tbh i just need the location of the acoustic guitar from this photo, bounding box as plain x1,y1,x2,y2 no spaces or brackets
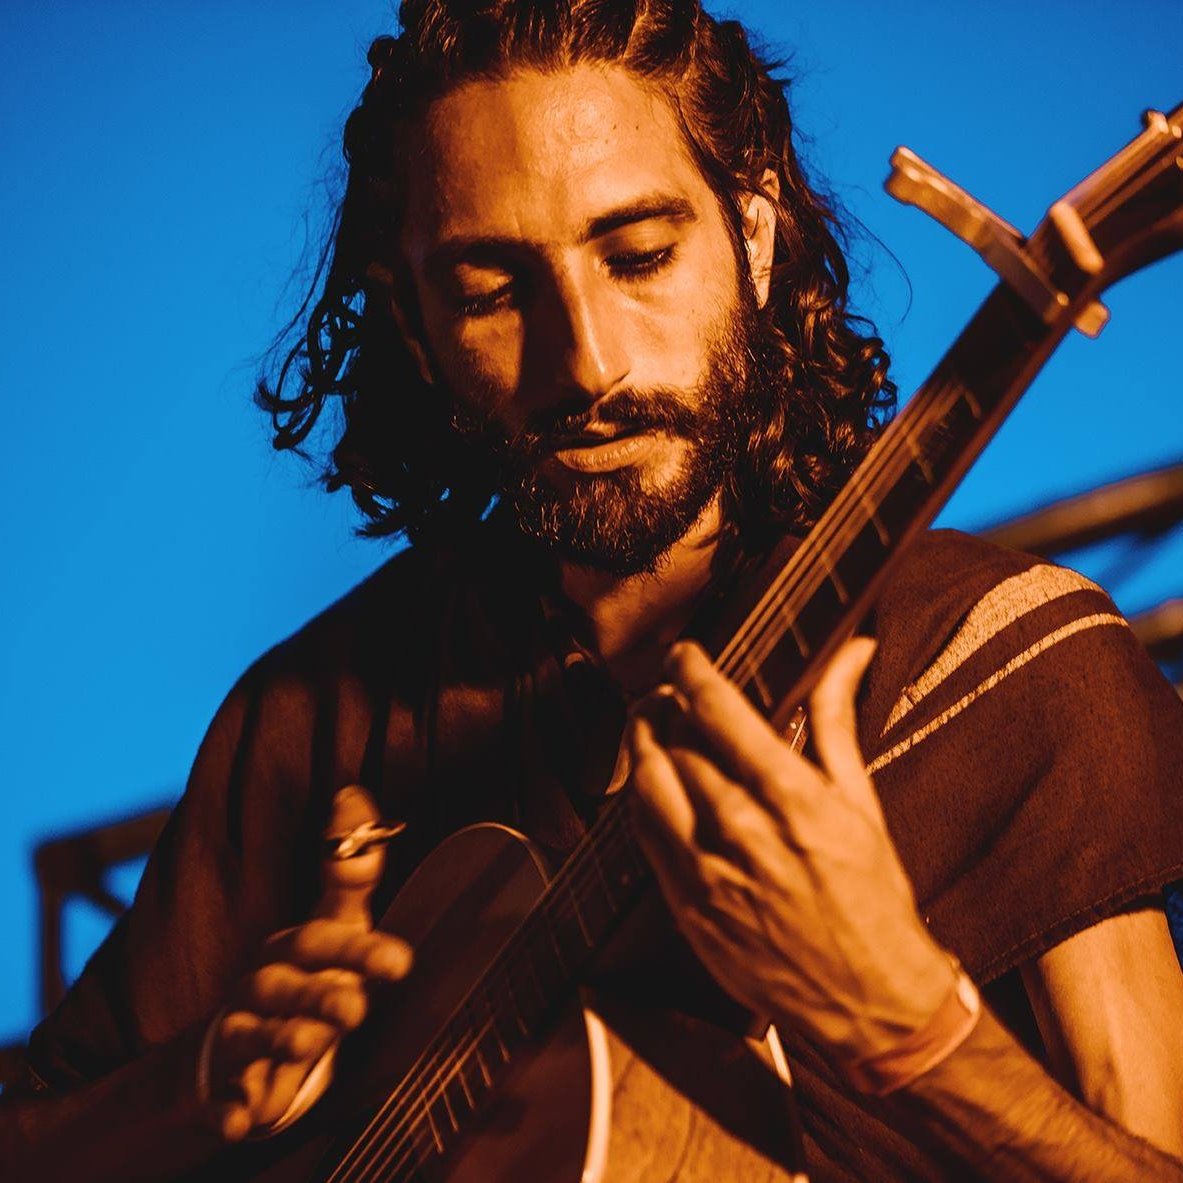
237,101,1183,1183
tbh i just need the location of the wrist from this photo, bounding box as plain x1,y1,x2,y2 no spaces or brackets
843,953,981,1096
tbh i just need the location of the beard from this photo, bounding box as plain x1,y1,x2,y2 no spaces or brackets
452,288,766,576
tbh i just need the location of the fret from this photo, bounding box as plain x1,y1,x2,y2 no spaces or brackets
402,1119,435,1179
587,837,625,912
453,1053,479,1108
518,948,548,1016
500,969,532,1037
789,617,810,658
828,567,849,605
428,1092,454,1144
962,386,983,419
564,882,593,947
903,425,936,484
438,1084,460,1133
476,1017,510,1075
421,1109,445,1158
473,1032,493,1086
848,467,891,546
815,544,849,605
524,933,565,1006
611,815,647,885
744,659,775,710
607,851,639,895
541,908,572,973
443,1070,472,1131
568,862,616,938
477,982,512,1063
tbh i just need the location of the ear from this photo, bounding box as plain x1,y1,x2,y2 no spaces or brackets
740,167,780,308
389,297,435,387
367,261,435,386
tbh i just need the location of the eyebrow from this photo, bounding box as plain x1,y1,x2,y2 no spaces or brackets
424,193,697,279
582,194,697,240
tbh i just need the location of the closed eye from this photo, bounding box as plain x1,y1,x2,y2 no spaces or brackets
453,245,675,320
606,245,675,280
454,281,517,320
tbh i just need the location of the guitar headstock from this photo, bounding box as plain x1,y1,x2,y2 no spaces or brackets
887,101,1183,338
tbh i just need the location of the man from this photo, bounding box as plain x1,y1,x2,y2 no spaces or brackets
5,1,1183,1179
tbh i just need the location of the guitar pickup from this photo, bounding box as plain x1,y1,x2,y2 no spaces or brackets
886,146,1109,338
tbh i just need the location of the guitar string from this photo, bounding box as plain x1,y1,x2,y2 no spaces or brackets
728,303,1062,680
329,131,1169,1179
350,371,975,1177
737,382,973,679
717,374,971,684
345,809,648,1178
342,365,976,1177
717,116,1175,680
715,363,973,673
343,344,1033,1179
331,390,970,1173
341,312,1069,1180
326,805,639,1176
344,818,642,1182
332,811,640,1182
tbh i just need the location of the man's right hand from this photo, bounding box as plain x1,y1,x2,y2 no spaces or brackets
202,785,413,1141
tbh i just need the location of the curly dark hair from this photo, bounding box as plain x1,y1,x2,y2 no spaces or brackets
257,0,896,548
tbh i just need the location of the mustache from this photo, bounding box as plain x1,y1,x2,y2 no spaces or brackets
502,388,702,462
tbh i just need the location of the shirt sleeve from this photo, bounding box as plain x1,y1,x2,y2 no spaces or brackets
22,661,331,1091
864,543,1183,983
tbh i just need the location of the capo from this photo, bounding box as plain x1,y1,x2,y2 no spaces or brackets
885,145,1110,338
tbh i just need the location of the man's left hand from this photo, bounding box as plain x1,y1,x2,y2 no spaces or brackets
628,637,954,1068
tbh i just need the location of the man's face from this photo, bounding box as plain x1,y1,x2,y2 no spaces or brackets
398,65,766,574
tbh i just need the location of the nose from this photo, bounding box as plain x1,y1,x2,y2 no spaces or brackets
547,270,630,404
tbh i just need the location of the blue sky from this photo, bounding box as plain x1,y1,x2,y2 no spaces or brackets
1,1,1180,1042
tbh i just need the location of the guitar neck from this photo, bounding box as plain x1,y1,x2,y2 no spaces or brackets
709,262,1069,730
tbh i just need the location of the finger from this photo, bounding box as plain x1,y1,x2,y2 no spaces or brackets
238,963,369,1029
316,784,388,927
237,1057,273,1125
665,743,777,861
216,1099,254,1143
629,769,709,918
221,1012,340,1064
212,1011,283,1076
809,637,878,803
275,1017,340,1063
266,921,413,982
252,1059,314,1129
663,641,806,806
627,713,697,850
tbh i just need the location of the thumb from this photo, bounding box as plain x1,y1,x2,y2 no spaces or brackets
314,784,387,927
809,636,877,797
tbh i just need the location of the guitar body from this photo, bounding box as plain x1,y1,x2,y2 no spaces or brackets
254,824,802,1182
